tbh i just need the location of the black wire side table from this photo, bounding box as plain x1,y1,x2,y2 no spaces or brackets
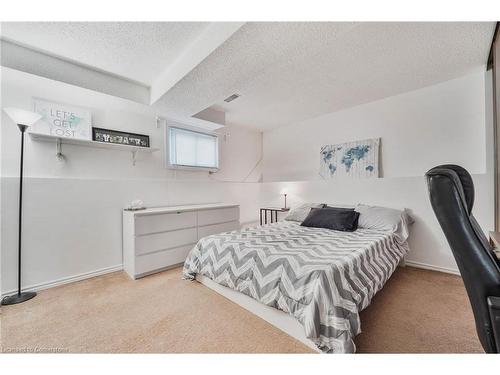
259,207,290,225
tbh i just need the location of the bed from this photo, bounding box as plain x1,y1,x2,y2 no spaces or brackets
183,214,410,353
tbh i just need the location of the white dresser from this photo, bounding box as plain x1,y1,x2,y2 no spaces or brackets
123,203,240,279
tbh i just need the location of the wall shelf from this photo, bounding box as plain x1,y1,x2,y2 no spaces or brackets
29,131,159,166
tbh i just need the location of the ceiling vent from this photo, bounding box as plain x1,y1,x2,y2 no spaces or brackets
223,93,240,103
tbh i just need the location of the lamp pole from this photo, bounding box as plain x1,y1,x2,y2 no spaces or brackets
1,123,37,305
18,124,27,296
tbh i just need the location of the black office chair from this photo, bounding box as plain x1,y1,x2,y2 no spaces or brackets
426,164,500,353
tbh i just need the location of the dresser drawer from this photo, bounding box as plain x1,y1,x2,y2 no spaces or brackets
198,220,240,239
135,211,196,235
197,207,239,226
135,228,197,255
135,245,193,277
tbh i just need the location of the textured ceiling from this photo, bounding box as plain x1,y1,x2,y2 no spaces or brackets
1,22,210,85
155,22,495,131
1,22,495,131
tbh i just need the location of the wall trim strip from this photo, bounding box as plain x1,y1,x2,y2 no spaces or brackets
1,260,461,298
405,260,460,276
1,264,123,297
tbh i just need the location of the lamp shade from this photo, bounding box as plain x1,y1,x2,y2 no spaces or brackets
3,107,42,126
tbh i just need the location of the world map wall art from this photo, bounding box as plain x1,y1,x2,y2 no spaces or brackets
319,138,380,179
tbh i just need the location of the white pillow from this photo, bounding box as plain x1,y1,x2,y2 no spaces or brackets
355,204,414,242
284,203,324,222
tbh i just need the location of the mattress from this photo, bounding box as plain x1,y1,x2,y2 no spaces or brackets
182,221,409,353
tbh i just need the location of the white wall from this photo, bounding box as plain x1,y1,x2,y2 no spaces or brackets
261,70,494,273
259,175,493,274
263,70,488,181
1,66,495,292
212,126,263,182
0,67,263,294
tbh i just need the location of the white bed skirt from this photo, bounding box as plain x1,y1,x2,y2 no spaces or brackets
196,258,407,353
196,275,321,353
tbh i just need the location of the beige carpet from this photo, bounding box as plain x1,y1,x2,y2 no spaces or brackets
0,266,483,353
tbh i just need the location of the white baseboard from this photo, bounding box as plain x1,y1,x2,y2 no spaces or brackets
1,260,460,297
1,264,123,297
240,220,259,228
405,260,460,276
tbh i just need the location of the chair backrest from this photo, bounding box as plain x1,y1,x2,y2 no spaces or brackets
425,164,500,353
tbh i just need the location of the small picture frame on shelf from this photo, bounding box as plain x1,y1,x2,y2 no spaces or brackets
92,127,150,148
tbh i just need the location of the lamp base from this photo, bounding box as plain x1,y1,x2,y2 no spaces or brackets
1,291,36,305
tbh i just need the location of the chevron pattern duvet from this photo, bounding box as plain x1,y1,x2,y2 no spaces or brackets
182,221,409,353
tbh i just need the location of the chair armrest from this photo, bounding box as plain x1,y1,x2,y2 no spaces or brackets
487,296,500,352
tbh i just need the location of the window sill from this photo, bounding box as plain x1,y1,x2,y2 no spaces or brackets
167,164,219,173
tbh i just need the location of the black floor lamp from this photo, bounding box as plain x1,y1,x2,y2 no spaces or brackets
2,107,42,306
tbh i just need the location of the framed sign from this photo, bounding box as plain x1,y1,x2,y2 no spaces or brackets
32,98,92,140
92,127,150,148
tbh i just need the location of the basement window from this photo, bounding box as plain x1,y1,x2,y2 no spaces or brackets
167,126,219,171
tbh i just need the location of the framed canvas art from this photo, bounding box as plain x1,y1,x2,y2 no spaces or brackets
320,138,380,179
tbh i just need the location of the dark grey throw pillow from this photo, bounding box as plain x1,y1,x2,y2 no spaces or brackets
300,207,360,232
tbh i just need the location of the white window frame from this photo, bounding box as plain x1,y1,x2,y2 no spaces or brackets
165,122,220,172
